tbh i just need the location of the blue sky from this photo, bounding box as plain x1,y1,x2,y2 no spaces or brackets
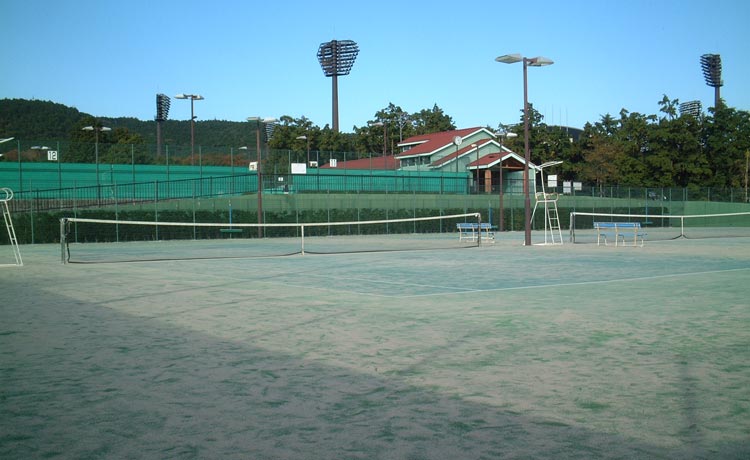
3,0,748,133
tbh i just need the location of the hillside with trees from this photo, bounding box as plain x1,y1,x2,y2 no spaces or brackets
1,97,749,190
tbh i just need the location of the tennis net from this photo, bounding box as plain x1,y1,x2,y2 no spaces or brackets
569,211,750,243
60,213,485,263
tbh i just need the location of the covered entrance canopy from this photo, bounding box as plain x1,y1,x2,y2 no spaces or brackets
468,149,529,193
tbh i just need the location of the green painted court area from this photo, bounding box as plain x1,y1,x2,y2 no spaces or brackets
1,235,749,459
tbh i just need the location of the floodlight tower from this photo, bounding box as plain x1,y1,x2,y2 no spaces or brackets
317,39,359,132
700,54,723,109
679,100,702,118
155,94,171,158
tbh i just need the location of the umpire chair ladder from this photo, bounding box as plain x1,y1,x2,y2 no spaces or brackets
1,188,23,266
530,161,564,245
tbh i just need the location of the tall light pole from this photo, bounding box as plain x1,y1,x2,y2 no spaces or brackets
496,53,554,246
745,149,749,203
31,145,50,156
452,135,463,175
296,135,311,165
175,93,204,165
471,143,479,193
397,112,411,142
82,125,111,200
494,131,518,232
247,117,277,238
155,94,171,159
368,121,386,156
700,54,722,109
317,40,359,132
1,138,20,191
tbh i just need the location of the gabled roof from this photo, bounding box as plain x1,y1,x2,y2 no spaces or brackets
396,127,493,159
430,138,494,167
467,148,530,170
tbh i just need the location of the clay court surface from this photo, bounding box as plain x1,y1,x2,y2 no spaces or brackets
1,235,749,459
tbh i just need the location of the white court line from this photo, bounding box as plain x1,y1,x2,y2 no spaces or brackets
399,266,750,299
222,273,464,298
155,260,750,300
223,266,750,300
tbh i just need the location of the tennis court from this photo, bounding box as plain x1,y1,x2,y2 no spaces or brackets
1,233,749,459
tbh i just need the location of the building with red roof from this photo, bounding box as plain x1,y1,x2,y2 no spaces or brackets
317,127,537,193
396,127,535,193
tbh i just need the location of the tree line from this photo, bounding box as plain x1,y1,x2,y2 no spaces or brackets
1,97,749,190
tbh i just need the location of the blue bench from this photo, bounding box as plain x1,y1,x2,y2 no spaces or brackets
457,223,496,242
594,222,646,247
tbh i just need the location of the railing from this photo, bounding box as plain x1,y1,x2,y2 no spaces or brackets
6,172,503,213
5,170,749,216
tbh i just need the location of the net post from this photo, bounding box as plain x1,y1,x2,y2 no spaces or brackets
301,224,305,255
60,218,68,264
477,212,482,246
569,212,575,243
680,216,685,238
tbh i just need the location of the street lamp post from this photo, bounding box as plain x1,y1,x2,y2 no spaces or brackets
0,138,12,167
397,113,411,142
494,131,518,232
368,121,386,157
495,53,554,246
31,145,50,156
296,135,311,165
82,125,111,201
247,117,277,238
175,93,204,166
471,143,479,193
2,138,22,191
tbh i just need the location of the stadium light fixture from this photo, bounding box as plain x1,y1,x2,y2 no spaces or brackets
174,93,204,165
247,116,278,238
679,100,702,118
317,40,359,132
700,54,723,109
495,53,554,246
155,94,171,158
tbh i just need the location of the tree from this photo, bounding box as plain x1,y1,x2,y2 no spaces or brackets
411,104,455,135
616,109,656,186
68,118,114,164
703,105,750,188
579,132,623,194
316,126,356,159
100,128,147,165
658,94,679,121
6,97,750,191
371,103,414,154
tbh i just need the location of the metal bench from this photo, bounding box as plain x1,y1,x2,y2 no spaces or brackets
594,222,646,247
456,223,495,243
